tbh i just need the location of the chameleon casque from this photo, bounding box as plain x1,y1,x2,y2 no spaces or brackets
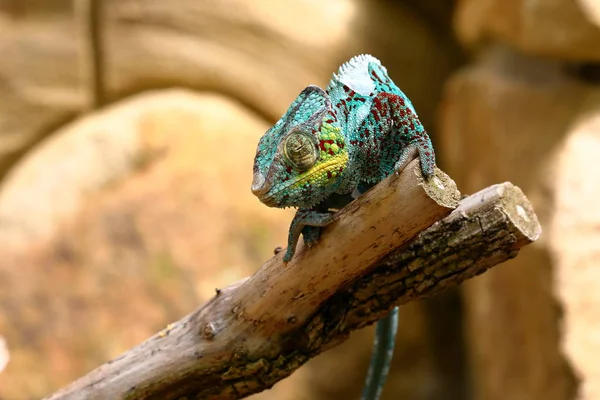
251,54,436,400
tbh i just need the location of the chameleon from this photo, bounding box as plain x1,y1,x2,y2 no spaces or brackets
251,54,436,400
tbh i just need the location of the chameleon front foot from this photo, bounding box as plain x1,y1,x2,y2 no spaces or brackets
283,209,335,262
301,225,321,248
282,247,295,263
393,142,435,179
283,226,321,262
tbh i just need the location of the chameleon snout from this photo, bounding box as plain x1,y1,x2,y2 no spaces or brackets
251,172,271,197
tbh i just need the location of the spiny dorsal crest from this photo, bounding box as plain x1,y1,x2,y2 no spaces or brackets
336,54,381,77
327,54,383,96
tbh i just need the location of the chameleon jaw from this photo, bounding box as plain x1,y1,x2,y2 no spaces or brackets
259,152,349,208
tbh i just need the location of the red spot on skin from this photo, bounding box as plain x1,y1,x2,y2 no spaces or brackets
286,166,293,173
380,92,405,106
373,97,384,112
319,139,334,151
371,110,380,122
327,171,332,179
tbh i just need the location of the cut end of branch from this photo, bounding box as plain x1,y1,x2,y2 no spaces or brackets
419,165,461,209
497,182,543,244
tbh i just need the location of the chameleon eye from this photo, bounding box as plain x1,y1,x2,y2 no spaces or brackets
283,132,318,171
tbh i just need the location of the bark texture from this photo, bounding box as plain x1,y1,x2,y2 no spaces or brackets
45,164,540,400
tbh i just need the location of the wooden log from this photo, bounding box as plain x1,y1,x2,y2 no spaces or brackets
44,160,540,400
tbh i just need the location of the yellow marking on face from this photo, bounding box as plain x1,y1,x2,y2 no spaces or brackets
265,151,349,202
286,151,349,191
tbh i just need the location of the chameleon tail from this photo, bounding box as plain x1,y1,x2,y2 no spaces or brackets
360,307,399,400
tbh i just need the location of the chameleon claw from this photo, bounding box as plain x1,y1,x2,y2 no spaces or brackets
282,248,295,263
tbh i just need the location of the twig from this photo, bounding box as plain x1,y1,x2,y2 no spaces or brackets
76,0,105,109
44,160,540,400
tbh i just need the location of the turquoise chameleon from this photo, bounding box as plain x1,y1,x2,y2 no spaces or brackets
251,54,436,400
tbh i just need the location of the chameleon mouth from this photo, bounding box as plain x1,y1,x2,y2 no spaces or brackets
251,172,270,197
261,152,348,207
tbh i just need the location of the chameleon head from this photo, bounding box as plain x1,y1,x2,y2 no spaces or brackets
252,85,348,209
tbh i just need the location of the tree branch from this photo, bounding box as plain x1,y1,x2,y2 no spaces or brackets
76,0,105,109
44,160,541,400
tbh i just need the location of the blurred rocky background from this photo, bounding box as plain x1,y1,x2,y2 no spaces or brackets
0,0,598,399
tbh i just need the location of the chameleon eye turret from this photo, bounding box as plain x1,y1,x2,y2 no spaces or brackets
283,132,318,171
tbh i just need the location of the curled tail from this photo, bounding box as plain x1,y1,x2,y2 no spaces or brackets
361,307,399,400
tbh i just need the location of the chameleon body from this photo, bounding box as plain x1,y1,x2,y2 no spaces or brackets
251,54,436,400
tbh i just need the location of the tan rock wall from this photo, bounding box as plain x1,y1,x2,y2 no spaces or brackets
455,0,600,60
9,0,600,399
551,112,600,400
0,1,462,399
445,1,600,398
0,0,460,181
439,48,580,400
